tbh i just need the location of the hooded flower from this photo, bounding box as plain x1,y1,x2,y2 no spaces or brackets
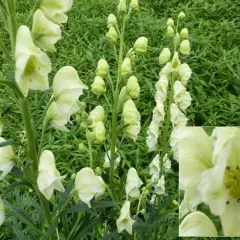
0,199,4,226
159,48,171,65
179,211,218,237
39,0,73,25
116,201,135,235
91,76,106,96
47,66,88,131
103,148,121,169
126,76,140,99
121,58,132,77
75,167,106,208
32,9,62,52
154,175,165,195
93,121,106,143
37,150,65,200
89,105,105,126
125,167,143,198
96,59,109,77
170,103,188,127
0,137,15,180
134,37,148,55
15,25,52,97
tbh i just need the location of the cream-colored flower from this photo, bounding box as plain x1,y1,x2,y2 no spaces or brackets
180,28,188,39
130,0,139,11
159,62,172,77
37,150,65,200
32,9,62,52
171,52,181,69
107,14,117,28
47,66,88,130
133,37,148,55
173,80,192,111
39,0,73,25
146,121,160,152
149,154,160,180
96,59,109,77
179,211,218,237
117,0,127,14
154,175,165,195
123,99,140,126
91,76,106,96
126,76,140,99
178,63,192,86
89,105,105,126
0,199,4,226
93,121,106,143
116,201,135,235
180,40,190,55
125,123,141,141
170,103,188,127
167,18,174,26
155,75,169,103
0,137,15,180
75,167,106,208
121,58,132,77
170,127,180,162
15,25,51,97
106,26,118,45
103,148,121,169
167,26,174,37
125,167,143,198
119,86,129,105
159,48,171,65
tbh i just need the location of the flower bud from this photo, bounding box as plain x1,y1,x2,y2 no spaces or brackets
91,76,106,96
121,58,132,77
167,26,174,37
172,200,179,206
107,14,117,28
180,40,190,55
119,86,129,105
130,0,139,11
178,12,186,19
159,48,171,65
78,143,87,152
80,122,88,131
125,123,141,141
96,59,109,77
117,0,127,15
106,26,118,45
95,167,102,176
86,130,96,141
123,99,141,125
172,52,181,69
71,173,76,180
167,18,174,26
94,121,106,143
126,76,140,99
89,105,105,126
133,37,148,55
180,28,188,39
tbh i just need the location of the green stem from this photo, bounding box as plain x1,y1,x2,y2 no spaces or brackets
38,117,48,158
109,15,126,184
0,39,11,61
86,130,93,168
134,192,144,240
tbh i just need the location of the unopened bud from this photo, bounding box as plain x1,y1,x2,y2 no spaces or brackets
78,143,87,152
126,76,140,99
174,33,180,46
130,0,139,11
159,48,171,65
180,40,190,55
106,26,118,45
107,14,117,28
172,52,181,68
178,12,186,19
172,200,179,206
121,58,132,77
94,121,106,143
86,130,96,141
167,18,174,26
95,167,102,176
167,26,174,37
117,0,127,15
96,59,109,77
119,86,129,105
71,173,76,180
76,114,81,122
80,122,88,131
91,76,106,96
180,28,188,39
133,37,148,55
78,102,86,112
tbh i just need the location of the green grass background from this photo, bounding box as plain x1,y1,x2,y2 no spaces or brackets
0,0,240,239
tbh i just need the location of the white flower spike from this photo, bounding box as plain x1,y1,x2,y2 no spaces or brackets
37,150,65,200
125,167,143,198
32,9,62,52
75,167,106,208
116,201,135,235
0,137,15,180
15,25,52,97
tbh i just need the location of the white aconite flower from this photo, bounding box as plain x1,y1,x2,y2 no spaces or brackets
91,76,106,96
47,66,88,131
39,0,73,25
103,148,121,169
121,58,132,77
159,48,171,65
178,63,192,86
171,52,181,69
133,37,148,55
154,175,165,195
96,59,109,78
75,167,105,208
159,62,172,77
15,25,51,97
116,201,135,235
173,80,192,111
155,75,169,103
89,105,105,126
93,121,106,143
37,150,65,200
180,40,190,55
107,14,117,28
126,76,140,99
0,137,15,180
149,154,160,179
146,121,160,152
170,127,180,162
125,168,143,198
32,9,62,52
0,199,4,226
179,211,218,237
170,103,188,127
163,154,171,172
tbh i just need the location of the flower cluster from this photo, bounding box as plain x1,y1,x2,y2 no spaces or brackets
179,127,240,237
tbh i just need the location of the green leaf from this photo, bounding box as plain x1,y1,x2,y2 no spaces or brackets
91,200,117,208
12,225,26,240
0,139,16,147
59,179,74,212
3,181,32,194
64,203,89,214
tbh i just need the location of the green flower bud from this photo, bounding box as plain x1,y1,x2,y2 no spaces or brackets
119,86,129,105
159,48,171,65
76,114,81,122
180,28,188,39
78,102,86,111
71,173,76,180
107,14,117,28
172,52,181,68
178,12,186,19
121,58,132,77
167,26,174,37
126,76,140,99
167,18,174,26
172,200,179,206
91,76,106,96
78,143,87,152
96,59,109,77
95,167,102,176
86,130,96,141
80,122,88,131
180,40,190,55
130,0,139,11
117,0,127,15
106,26,118,45
134,37,148,55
